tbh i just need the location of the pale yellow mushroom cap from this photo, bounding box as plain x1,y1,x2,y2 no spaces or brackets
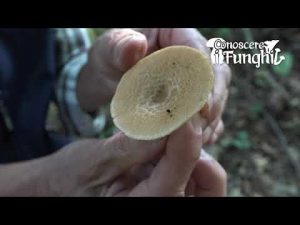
110,46,214,140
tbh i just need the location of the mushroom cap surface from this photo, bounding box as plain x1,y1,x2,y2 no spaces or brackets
111,46,214,140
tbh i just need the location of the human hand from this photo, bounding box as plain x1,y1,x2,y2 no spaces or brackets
41,122,226,196
134,28,232,145
77,28,231,144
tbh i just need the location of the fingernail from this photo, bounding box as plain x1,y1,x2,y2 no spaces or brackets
199,116,208,128
116,35,133,64
119,34,145,48
203,127,213,143
131,34,147,62
117,34,146,67
130,33,146,42
210,133,218,144
191,121,202,135
200,149,213,160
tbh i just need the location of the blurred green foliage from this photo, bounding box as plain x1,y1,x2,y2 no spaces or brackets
198,28,232,40
92,28,107,36
221,130,252,151
99,125,115,139
254,68,271,88
233,131,252,150
216,28,231,40
249,101,263,120
272,51,294,77
88,28,108,41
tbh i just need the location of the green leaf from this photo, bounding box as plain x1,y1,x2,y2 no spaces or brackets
99,125,115,139
233,139,251,151
237,131,248,139
272,51,294,77
232,131,252,151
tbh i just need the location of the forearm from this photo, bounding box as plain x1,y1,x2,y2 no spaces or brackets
0,157,51,196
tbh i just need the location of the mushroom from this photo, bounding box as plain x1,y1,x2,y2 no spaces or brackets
110,46,214,140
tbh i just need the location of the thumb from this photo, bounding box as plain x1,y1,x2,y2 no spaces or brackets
99,132,167,181
91,28,148,75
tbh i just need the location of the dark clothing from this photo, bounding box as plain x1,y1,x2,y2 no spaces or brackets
0,29,70,163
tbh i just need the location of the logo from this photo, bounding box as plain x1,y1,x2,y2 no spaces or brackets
206,38,285,68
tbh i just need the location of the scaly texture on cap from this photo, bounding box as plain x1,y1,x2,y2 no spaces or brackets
110,46,214,140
